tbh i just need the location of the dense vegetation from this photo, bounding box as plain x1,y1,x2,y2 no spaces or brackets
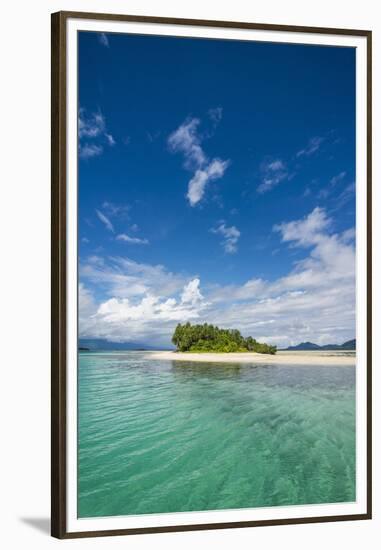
172,323,277,354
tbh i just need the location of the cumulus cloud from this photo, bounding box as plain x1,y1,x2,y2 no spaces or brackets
96,292,202,324
79,274,208,345
79,208,355,347
274,207,330,247
168,116,230,206
181,278,205,306
211,222,241,253
207,208,355,346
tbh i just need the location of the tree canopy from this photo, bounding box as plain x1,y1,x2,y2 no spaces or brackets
171,323,277,354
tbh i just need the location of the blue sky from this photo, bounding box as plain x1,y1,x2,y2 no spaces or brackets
78,31,356,347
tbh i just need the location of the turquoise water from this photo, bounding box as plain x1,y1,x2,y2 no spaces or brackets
78,352,356,518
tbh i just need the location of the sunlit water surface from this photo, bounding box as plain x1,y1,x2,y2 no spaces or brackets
78,351,355,518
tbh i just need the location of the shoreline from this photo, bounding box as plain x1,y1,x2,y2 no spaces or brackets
144,350,356,366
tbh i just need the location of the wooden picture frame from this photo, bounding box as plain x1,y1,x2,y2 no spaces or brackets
51,11,372,539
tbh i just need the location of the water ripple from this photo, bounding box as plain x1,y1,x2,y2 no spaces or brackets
78,352,355,517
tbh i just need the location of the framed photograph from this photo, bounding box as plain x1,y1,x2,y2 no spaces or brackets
51,11,372,539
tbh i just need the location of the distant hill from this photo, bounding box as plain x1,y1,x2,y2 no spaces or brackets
337,339,356,350
284,342,320,351
78,339,171,351
283,339,356,351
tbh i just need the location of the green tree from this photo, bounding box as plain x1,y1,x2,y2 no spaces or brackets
172,323,277,354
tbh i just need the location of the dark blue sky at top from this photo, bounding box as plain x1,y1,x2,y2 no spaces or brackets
78,31,355,304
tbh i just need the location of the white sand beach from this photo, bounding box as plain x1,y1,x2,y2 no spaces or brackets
145,350,356,366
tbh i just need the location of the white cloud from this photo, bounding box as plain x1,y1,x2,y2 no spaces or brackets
79,109,115,159
102,201,130,219
79,144,103,159
96,204,146,242
105,133,115,146
79,208,355,347
95,291,202,331
208,278,265,304
256,134,337,195
79,275,208,345
330,182,355,212
273,209,354,291
168,118,206,169
98,33,109,47
215,206,355,345
95,209,114,233
330,171,346,186
116,234,149,245
211,222,241,253
80,256,188,300
181,278,205,306
79,283,96,313
317,171,348,200
267,160,284,171
257,158,289,194
208,107,223,125
188,158,229,206
79,111,105,139
340,227,356,243
274,207,330,247
79,283,98,335
296,136,324,158
168,116,230,206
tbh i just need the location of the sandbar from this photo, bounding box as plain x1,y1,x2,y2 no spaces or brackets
145,350,356,366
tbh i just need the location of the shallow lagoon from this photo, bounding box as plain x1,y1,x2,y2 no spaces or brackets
78,351,355,518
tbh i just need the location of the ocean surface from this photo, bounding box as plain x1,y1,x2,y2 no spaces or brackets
78,351,356,518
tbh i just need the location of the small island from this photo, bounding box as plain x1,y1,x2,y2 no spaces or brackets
171,322,277,354
145,323,356,366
